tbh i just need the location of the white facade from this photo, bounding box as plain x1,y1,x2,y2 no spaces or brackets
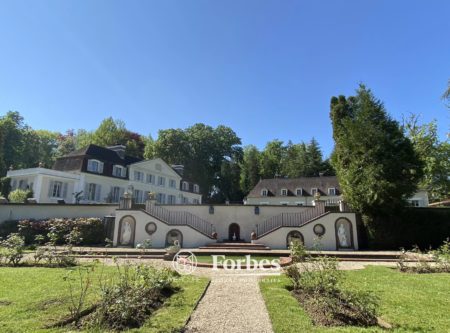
114,201,359,250
6,158,202,205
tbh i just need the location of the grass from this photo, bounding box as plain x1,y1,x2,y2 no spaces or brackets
0,265,209,333
260,266,450,333
195,254,287,264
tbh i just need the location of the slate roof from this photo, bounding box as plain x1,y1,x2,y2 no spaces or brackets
65,145,141,165
248,176,340,197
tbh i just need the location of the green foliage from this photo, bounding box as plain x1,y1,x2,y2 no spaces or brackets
330,85,423,216
285,254,379,327
154,123,242,200
289,239,307,263
403,114,450,202
16,217,104,245
88,264,177,331
0,177,11,197
362,207,450,250
0,233,25,266
7,189,33,203
239,145,261,194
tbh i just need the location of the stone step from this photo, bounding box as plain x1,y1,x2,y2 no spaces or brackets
200,242,271,250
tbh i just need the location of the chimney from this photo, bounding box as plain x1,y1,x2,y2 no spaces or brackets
172,165,185,176
107,145,126,159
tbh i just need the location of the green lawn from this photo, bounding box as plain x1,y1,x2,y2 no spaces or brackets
260,266,450,333
195,254,287,264
0,266,209,333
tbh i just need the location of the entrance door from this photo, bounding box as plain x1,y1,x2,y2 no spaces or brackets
228,223,240,241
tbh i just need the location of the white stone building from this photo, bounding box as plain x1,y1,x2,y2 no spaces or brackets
245,176,429,207
6,145,202,205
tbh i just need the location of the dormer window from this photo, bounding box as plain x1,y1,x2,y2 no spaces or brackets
112,165,126,178
261,189,268,197
193,184,200,193
87,159,103,173
281,188,288,196
328,187,337,196
296,188,303,196
311,188,318,196
182,181,189,191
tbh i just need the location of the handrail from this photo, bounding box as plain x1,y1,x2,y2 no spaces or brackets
256,205,327,238
146,204,214,238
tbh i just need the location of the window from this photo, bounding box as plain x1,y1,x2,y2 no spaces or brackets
168,194,176,204
183,197,189,204
158,176,166,187
134,189,144,203
113,165,126,178
48,181,68,198
281,188,288,196
296,188,303,196
52,181,62,197
169,179,176,188
134,171,144,182
87,183,101,201
193,198,200,204
311,188,318,196
87,159,103,173
111,186,122,203
328,188,337,196
156,193,166,204
193,184,200,193
146,174,155,184
182,181,189,191
409,200,420,207
11,179,17,189
261,189,268,196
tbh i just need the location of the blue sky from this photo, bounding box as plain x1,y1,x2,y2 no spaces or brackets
0,0,449,157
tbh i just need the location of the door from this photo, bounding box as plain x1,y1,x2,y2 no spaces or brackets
228,223,240,241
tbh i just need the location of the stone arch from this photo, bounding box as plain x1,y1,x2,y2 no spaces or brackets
166,229,183,247
117,215,136,247
335,217,354,249
286,230,304,248
228,223,240,241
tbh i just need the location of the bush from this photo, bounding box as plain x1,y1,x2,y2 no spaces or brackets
0,220,19,239
87,264,177,331
0,177,11,197
362,207,450,250
285,255,379,327
8,189,33,203
13,217,105,245
0,233,25,266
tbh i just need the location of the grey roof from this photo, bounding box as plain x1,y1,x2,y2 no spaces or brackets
248,176,340,197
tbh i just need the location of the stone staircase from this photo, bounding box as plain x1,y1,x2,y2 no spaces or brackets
199,242,271,251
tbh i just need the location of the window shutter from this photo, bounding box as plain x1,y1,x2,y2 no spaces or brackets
62,183,68,198
95,184,102,202
84,183,89,200
48,181,54,197
99,162,104,174
87,160,92,171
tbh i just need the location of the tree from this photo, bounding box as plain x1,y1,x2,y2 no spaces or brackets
260,140,286,179
143,135,156,159
153,124,241,201
304,138,323,176
330,85,423,215
239,145,261,194
403,114,450,202
443,79,450,108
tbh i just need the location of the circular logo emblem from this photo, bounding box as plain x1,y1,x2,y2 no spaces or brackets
313,223,326,237
172,251,198,275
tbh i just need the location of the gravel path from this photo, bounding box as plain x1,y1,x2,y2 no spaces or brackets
185,274,274,333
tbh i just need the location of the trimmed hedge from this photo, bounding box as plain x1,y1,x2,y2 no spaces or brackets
362,207,450,250
0,218,105,245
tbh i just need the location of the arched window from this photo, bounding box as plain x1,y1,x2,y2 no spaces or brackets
165,229,183,247
286,230,304,248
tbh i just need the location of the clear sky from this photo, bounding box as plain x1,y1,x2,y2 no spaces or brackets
0,0,449,157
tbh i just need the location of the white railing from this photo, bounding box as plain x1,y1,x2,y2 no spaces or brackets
256,205,328,238
146,204,214,238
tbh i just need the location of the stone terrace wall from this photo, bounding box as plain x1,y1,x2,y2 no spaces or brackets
0,203,118,224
